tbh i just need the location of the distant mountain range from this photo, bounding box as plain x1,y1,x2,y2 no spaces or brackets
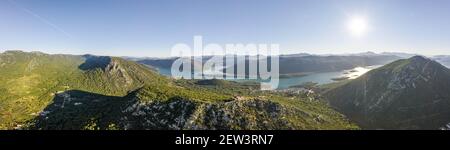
276,54,400,74
324,56,450,129
432,55,450,67
133,52,402,77
132,52,450,79
380,52,420,58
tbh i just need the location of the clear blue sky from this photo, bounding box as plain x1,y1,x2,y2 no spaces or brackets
1,0,450,57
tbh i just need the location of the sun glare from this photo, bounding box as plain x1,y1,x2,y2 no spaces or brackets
348,16,369,37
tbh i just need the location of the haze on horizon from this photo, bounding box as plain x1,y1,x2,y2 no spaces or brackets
1,0,450,57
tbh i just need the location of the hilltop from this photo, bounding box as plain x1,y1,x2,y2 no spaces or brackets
324,56,450,129
0,51,357,130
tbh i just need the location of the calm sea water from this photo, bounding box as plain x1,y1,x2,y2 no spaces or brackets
154,66,378,89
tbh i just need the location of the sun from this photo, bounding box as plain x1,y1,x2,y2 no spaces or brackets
347,16,369,37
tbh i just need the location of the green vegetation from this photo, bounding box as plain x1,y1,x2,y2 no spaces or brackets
318,80,352,94
323,56,450,129
289,82,318,89
0,51,358,130
331,77,350,81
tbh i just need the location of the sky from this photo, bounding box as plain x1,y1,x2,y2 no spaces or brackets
1,0,450,57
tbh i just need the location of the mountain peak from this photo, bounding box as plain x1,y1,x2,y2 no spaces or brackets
409,55,429,62
362,51,377,55
325,55,450,129
79,55,112,71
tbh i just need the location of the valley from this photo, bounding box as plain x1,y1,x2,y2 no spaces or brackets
2,50,450,130
0,51,357,130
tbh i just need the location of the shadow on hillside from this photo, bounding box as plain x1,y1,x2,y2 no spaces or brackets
29,89,199,130
78,55,112,70
30,90,132,130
